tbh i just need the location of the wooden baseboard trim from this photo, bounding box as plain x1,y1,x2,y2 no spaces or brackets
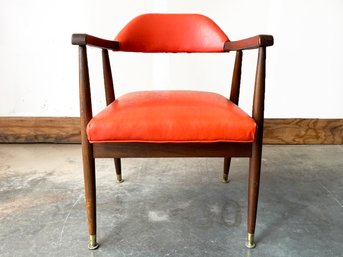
264,119,343,144
0,117,342,144
0,117,80,143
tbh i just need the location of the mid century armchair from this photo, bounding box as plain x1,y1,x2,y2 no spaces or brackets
71,13,273,249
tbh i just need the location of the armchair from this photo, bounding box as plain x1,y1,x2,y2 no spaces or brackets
72,13,273,249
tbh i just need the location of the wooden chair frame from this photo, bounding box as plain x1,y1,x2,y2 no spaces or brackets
72,33,273,249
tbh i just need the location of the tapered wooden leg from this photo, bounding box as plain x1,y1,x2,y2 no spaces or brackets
246,46,266,248
78,46,99,250
81,142,99,250
223,157,231,183
246,141,263,249
114,158,123,183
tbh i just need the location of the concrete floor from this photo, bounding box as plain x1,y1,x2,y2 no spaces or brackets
0,144,342,257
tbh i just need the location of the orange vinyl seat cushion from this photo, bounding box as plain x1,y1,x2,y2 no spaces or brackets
87,91,257,143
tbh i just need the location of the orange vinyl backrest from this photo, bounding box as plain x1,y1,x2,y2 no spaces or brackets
115,14,229,53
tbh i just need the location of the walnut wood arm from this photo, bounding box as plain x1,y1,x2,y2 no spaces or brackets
72,34,120,51
224,35,273,51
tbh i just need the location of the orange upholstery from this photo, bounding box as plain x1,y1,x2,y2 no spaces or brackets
115,14,229,52
87,91,256,143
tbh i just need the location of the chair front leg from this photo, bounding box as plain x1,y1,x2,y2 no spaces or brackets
246,141,263,248
81,141,99,250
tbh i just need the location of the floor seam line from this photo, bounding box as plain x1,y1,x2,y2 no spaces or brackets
318,181,343,209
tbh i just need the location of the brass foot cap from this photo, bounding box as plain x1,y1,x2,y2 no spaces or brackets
245,241,256,249
117,175,124,183
88,235,99,250
245,233,256,249
88,243,99,250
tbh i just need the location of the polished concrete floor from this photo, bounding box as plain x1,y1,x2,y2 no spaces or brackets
0,144,342,257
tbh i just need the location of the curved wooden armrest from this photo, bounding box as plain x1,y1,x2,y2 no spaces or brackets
72,33,120,51
224,35,274,51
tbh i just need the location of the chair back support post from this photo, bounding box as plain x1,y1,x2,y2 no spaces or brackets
102,49,115,105
230,50,243,104
78,45,97,236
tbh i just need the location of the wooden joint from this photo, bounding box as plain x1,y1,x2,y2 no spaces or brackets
72,33,87,46
258,35,274,47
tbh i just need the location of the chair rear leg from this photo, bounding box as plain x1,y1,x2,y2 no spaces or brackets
246,142,263,249
114,158,123,183
223,157,231,183
81,142,99,250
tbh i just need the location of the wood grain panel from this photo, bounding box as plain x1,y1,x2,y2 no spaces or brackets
0,117,342,144
263,119,343,144
0,117,80,143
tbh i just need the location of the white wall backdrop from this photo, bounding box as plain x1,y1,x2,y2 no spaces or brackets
0,0,342,118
